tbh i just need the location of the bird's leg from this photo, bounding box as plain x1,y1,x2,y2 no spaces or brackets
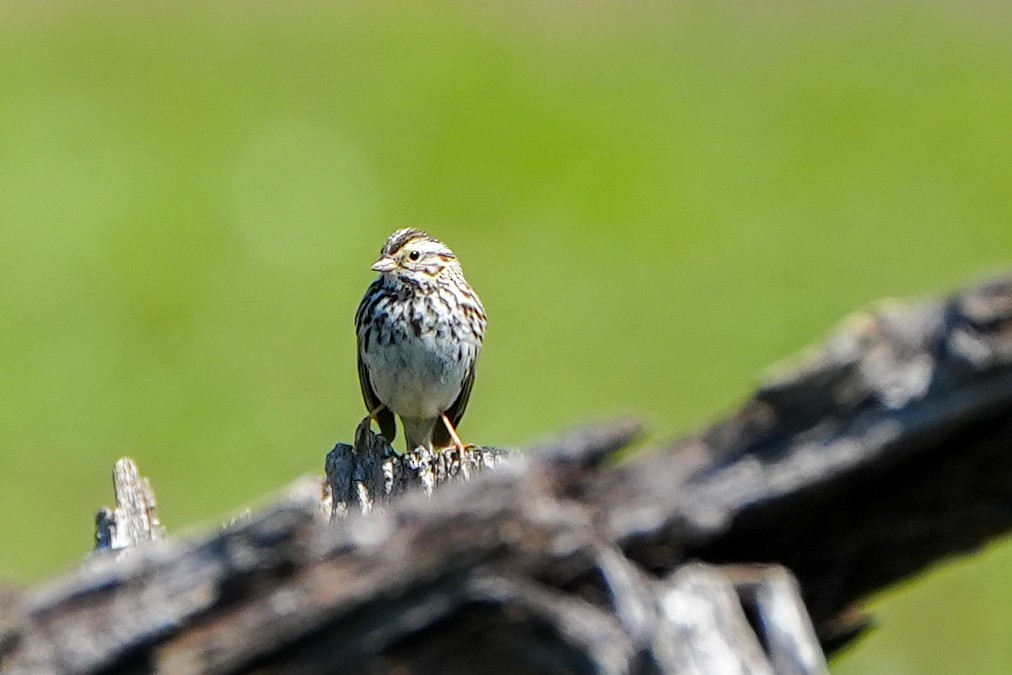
440,413,467,454
358,404,387,435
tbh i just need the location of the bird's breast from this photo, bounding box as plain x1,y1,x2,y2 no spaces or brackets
360,296,480,419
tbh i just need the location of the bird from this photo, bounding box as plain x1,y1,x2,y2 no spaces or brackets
355,228,487,453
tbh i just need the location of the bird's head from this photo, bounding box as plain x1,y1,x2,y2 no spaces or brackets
371,228,459,284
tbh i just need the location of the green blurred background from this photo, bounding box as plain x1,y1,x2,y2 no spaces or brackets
1,1,1010,671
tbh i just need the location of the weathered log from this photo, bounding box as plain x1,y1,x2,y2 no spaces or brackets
325,417,512,517
601,275,1012,646
0,273,1010,674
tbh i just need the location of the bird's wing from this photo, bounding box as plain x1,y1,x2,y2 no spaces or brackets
356,283,398,444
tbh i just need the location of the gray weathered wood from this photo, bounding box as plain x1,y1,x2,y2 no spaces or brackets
93,457,164,553
325,418,512,517
602,275,1012,647
726,565,828,675
1,273,1010,674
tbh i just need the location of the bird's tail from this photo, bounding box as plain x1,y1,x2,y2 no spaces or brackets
401,417,437,452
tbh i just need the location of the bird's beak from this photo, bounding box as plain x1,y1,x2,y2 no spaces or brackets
371,256,398,273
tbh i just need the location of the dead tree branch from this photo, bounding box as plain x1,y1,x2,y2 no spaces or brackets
94,458,164,553
1,273,1010,674
326,418,512,517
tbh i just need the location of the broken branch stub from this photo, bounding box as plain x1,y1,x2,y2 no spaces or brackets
93,457,163,554
325,418,513,517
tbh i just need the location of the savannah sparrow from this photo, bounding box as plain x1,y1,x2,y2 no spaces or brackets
355,228,487,452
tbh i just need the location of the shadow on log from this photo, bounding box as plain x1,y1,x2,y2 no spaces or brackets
1,273,1011,674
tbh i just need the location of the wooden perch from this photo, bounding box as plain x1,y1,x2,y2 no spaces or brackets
1,273,1011,674
326,418,512,517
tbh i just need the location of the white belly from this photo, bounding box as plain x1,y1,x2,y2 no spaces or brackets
362,328,476,419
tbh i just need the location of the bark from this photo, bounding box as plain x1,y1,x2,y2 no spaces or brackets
325,417,512,518
94,458,164,552
1,273,1010,674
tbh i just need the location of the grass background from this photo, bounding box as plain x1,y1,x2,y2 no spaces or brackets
1,1,1011,671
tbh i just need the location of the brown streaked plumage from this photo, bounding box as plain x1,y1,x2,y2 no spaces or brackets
355,228,486,451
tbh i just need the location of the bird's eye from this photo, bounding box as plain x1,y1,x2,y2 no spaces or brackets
408,251,421,261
